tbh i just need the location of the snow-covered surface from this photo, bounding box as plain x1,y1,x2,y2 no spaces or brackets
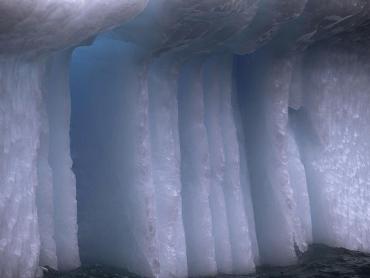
2,1,370,278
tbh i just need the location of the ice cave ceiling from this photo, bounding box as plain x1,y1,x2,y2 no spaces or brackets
2,1,370,278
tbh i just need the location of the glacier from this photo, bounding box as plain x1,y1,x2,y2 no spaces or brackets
2,1,370,277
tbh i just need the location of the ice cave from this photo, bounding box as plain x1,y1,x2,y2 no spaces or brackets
2,1,370,277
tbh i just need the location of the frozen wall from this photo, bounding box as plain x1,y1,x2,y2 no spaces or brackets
0,54,80,278
70,38,259,277
291,44,370,252
236,53,312,266
3,1,370,278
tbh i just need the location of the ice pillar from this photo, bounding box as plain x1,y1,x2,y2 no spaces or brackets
147,56,188,277
177,58,217,277
237,53,312,265
293,45,370,252
45,52,80,270
0,58,43,278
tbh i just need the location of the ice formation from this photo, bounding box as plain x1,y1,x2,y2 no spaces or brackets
2,1,370,278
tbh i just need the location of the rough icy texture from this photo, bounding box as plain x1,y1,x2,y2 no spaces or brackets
236,53,313,265
45,52,80,270
71,39,159,277
0,0,148,56
292,44,370,252
0,58,43,278
4,1,370,278
147,56,188,278
70,38,260,277
177,58,218,277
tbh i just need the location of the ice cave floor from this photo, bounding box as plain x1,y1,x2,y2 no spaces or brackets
44,245,370,278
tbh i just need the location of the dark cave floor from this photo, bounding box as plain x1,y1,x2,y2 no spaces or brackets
44,245,370,278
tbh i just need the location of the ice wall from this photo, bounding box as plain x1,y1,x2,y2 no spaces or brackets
3,1,370,278
0,58,43,278
291,44,370,252
70,38,259,277
0,2,149,276
236,53,312,266
0,53,80,278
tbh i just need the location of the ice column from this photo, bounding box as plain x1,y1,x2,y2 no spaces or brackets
45,52,80,270
177,58,217,277
0,58,43,278
36,76,57,269
237,54,312,265
202,56,233,274
218,56,255,273
295,45,370,251
203,55,256,273
147,56,188,278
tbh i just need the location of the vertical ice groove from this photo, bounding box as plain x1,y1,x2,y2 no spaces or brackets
178,58,217,277
0,58,42,278
232,80,260,267
202,56,233,275
46,52,80,270
147,56,187,278
260,56,312,258
218,55,255,273
238,53,312,266
131,61,159,277
36,83,58,269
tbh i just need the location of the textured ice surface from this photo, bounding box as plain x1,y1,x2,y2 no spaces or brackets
291,44,370,252
3,1,370,278
236,54,312,266
0,58,43,278
0,56,80,278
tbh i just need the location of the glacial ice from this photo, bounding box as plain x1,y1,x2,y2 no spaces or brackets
2,1,370,278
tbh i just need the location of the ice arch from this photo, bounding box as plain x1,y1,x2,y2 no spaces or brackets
2,1,370,278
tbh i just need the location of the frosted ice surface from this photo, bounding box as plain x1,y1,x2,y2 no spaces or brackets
203,56,233,274
147,56,188,278
216,56,255,273
287,127,313,251
237,54,313,266
177,58,217,277
295,45,370,252
37,83,58,270
45,52,80,270
0,0,148,55
3,1,370,278
0,59,42,278
70,38,160,277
